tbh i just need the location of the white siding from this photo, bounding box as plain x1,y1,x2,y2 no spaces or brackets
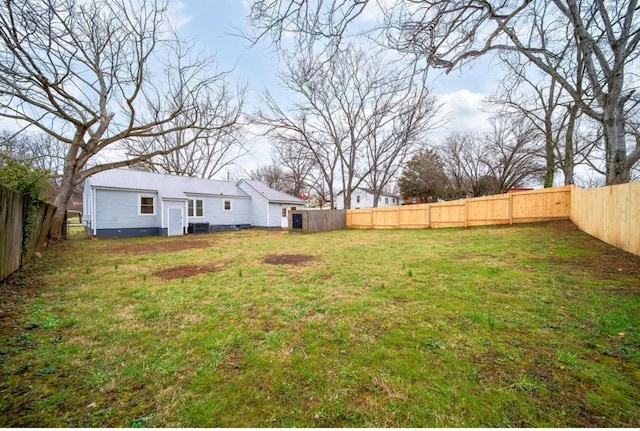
185,195,251,226
336,189,400,209
95,189,160,229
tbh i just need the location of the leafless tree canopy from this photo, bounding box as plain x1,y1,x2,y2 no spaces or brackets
258,46,438,209
248,0,640,185
429,116,545,198
0,0,244,239
124,82,247,179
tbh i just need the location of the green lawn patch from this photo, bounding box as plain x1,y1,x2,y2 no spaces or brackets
1,221,638,427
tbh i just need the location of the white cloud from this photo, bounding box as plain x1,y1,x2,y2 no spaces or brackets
167,0,192,30
432,89,491,141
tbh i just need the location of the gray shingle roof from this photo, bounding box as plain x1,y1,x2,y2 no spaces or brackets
87,168,250,200
239,179,305,204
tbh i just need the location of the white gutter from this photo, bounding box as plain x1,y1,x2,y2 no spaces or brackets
92,187,97,236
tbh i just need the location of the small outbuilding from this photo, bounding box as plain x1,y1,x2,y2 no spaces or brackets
83,168,305,238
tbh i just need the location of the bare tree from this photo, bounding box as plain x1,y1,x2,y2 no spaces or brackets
248,0,640,185
259,90,342,208
482,116,546,192
0,0,243,239
124,83,247,179
1,131,67,178
439,117,545,196
440,132,491,197
271,136,315,198
362,79,439,206
248,163,293,192
257,46,437,209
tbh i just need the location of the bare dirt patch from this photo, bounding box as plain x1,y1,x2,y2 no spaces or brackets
263,254,316,265
99,237,213,255
153,264,223,280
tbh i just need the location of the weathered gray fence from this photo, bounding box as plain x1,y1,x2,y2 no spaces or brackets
289,209,346,233
1,185,56,282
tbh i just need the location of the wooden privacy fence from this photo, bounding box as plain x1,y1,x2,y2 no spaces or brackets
348,186,572,229
289,209,346,233
1,185,56,282
347,183,639,256
571,182,640,256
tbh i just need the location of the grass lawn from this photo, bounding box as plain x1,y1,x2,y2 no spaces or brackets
1,221,639,427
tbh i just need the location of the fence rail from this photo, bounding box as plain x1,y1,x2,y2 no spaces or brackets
1,185,56,282
347,184,639,256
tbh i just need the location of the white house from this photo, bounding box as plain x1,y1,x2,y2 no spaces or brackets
334,187,401,209
83,168,305,238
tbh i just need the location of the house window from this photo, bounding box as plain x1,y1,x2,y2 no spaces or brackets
412,196,417,204
392,198,396,203
139,196,155,215
356,195,360,203
223,199,232,211
188,199,204,217
282,208,287,217
291,206,297,211
385,197,389,204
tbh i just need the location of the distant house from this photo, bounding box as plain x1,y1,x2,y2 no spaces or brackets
335,187,401,209
402,195,426,205
83,168,304,238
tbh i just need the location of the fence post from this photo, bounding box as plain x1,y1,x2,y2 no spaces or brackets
509,193,513,225
464,201,468,228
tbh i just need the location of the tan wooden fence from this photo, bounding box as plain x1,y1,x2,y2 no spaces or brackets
347,183,639,256
347,186,572,229
1,185,56,281
571,182,640,256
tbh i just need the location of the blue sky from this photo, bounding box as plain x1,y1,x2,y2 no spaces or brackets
173,0,496,174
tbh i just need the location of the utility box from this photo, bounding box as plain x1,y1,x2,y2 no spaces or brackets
292,213,303,229
188,222,210,234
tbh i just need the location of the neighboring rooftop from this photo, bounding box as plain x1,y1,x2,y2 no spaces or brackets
336,187,400,199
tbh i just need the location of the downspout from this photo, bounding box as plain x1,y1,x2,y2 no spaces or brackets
185,200,188,234
160,196,164,232
92,187,97,236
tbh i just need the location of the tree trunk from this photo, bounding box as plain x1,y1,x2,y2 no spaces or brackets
544,131,555,188
48,167,78,241
603,103,630,185
563,104,578,185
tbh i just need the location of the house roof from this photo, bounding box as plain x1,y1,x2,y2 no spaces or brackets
336,187,400,199
239,179,306,204
87,168,250,200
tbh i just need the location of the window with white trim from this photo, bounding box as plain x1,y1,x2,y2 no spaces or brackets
139,195,155,215
223,199,232,211
188,199,204,217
